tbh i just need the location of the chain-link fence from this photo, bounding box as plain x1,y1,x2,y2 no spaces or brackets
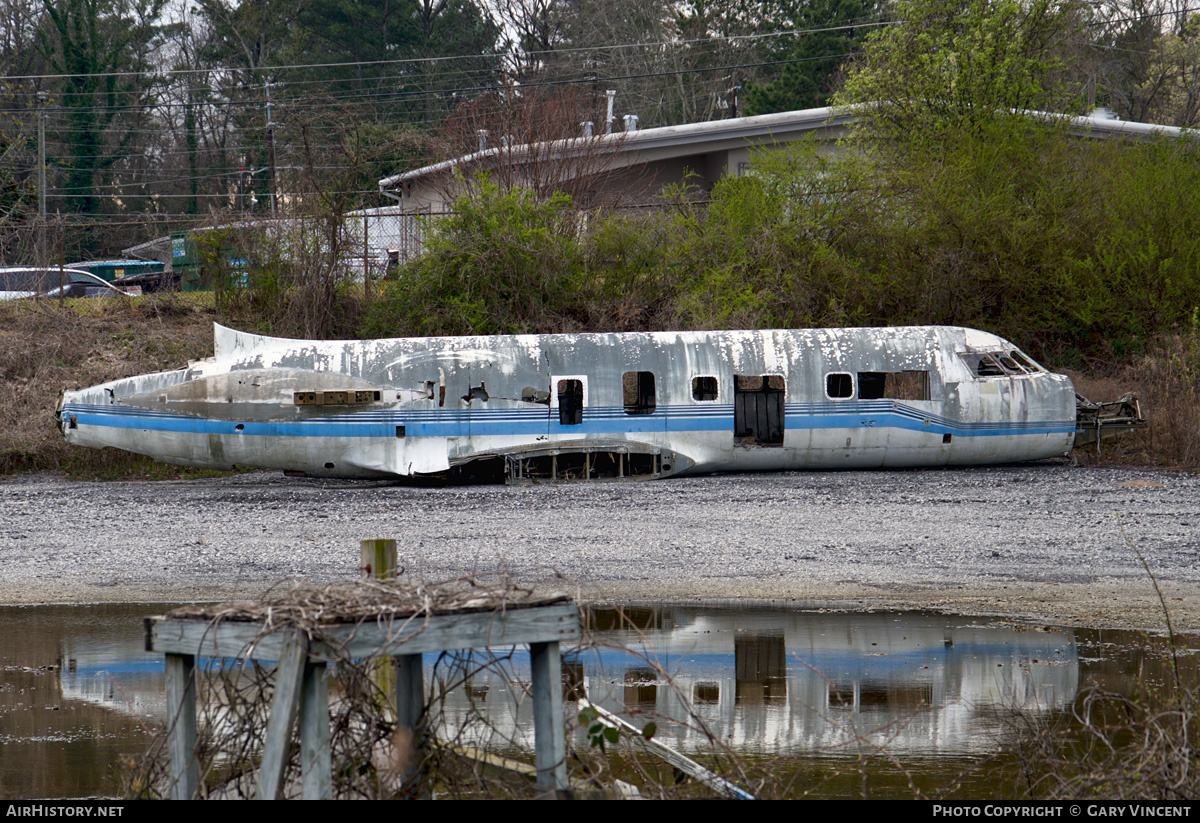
356,207,450,281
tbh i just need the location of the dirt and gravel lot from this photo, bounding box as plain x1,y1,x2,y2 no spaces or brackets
1,464,1197,631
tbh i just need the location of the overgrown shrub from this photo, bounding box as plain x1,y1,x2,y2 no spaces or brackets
195,216,365,341
361,175,587,338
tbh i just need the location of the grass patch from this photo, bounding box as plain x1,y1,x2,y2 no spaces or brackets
0,295,217,480
1070,327,1200,469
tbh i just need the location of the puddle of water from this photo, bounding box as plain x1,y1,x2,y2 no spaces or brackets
0,604,164,799
0,602,1192,799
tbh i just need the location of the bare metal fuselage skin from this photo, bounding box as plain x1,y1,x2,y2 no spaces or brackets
59,325,1076,480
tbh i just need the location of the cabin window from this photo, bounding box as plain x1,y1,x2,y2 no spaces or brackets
692,376,719,402
998,354,1026,373
624,667,659,704
693,682,720,704
857,371,930,401
826,373,853,399
961,350,1042,377
734,374,785,447
623,371,656,415
557,379,583,425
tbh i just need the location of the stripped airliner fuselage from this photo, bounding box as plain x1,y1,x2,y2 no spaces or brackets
58,325,1076,481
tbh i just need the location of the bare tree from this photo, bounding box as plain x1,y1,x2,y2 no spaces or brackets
439,88,637,207
1089,0,1200,126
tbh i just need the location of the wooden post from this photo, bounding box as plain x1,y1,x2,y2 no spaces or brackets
529,641,567,795
363,539,399,712
299,661,332,800
164,653,199,800
363,212,371,309
361,539,397,580
256,632,309,800
394,653,426,792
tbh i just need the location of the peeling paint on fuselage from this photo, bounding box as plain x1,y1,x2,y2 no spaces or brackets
59,324,1077,480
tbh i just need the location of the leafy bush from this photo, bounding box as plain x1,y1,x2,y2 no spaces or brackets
361,175,586,338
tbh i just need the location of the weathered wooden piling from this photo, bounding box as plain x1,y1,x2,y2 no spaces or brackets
361,538,399,720
360,539,398,580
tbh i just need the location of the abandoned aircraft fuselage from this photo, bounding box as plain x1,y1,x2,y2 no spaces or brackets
59,325,1076,481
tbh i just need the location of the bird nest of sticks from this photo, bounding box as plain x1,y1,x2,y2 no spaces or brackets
166,575,570,630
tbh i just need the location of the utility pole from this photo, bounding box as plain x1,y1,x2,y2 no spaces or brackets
266,80,277,217
37,91,47,221
37,90,48,271
57,211,64,310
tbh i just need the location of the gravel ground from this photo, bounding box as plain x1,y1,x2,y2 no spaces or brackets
1,463,1198,631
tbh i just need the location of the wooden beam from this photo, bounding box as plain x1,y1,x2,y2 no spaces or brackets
147,604,580,661
530,641,567,795
148,602,583,801
300,661,331,800
394,653,425,792
360,539,398,581
164,653,199,800
578,699,754,800
441,742,639,799
362,540,400,709
255,633,309,800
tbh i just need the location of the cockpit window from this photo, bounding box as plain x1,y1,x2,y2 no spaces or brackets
960,353,1006,377
1010,350,1042,372
960,350,1042,378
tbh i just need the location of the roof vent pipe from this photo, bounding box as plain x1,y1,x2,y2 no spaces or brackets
624,114,639,133
581,120,593,137
605,90,616,134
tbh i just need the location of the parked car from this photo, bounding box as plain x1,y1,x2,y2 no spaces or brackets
111,268,178,293
0,267,141,300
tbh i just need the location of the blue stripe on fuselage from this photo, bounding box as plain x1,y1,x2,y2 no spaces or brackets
64,402,1076,439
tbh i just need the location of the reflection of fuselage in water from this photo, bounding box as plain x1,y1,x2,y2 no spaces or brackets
59,324,1076,481
432,608,1080,756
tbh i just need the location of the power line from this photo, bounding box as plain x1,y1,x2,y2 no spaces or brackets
5,19,892,83
8,4,1197,90
12,49,856,119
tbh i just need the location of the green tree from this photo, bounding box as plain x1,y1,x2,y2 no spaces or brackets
0,111,32,263
281,0,504,123
744,0,882,114
838,0,1089,145
37,0,167,217
193,0,297,75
